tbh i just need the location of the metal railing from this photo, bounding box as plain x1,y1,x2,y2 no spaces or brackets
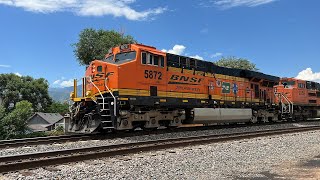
274,92,293,115
88,76,103,108
105,77,117,116
72,75,116,116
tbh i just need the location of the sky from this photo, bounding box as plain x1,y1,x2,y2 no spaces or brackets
0,0,320,88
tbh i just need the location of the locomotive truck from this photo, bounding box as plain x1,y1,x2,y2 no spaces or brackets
67,44,320,133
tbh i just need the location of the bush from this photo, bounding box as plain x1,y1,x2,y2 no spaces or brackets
47,125,65,136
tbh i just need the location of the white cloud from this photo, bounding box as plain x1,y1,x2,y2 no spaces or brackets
163,45,205,60
60,79,74,87
15,72,22,77
211,52,223,58
162,45,186,55
296,68,320,82
53,80,61,85
0,0,166,20
0,0,13,5
190,55,204,60
52,78,74,87
0,64,11,68
213,0,277,8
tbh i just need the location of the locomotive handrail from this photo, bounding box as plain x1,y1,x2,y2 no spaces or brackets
88,76,104,109
274,92,293,115
281,93,293,113
105,77,117,116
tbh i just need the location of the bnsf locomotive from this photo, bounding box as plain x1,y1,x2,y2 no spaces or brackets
67,44,320,133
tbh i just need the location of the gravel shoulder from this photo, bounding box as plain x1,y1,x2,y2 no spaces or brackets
2,122,320,179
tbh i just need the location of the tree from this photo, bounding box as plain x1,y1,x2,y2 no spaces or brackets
0,105,5,120
73,28,137,65
215,56,259,71
0,73,52,112
46,101,69,115
0,101,33,139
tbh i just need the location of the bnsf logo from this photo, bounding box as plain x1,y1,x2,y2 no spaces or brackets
170,75,203,83
91,72,114,82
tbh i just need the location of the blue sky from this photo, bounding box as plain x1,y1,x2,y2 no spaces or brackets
0,0,320,87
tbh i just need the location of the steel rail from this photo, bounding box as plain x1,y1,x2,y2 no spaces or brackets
0,126,320,174
0,134,97,149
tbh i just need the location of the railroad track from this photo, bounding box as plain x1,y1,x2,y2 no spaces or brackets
1,125,320,174
2,120,318,149
0,134,98,149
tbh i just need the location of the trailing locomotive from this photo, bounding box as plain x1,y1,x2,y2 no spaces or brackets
67,44,320,133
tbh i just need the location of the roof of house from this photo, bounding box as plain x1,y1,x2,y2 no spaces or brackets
29,112,64,125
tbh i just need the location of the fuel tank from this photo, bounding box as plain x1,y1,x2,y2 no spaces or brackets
193,108,252,124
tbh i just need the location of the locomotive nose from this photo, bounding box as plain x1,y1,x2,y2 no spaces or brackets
86,60,106,80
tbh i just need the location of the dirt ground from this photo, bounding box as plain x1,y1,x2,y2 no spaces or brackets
251,155,320,180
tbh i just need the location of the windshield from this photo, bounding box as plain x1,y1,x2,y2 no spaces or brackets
105,54,114,61
282,81,295,86
116,51,136,61
282,81,295,88
103,51,136,64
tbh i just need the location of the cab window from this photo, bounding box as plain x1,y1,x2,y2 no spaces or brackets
298,83,305,89
141,52,164,67
142,52,147,64
147,54,153,65
154,56,159,66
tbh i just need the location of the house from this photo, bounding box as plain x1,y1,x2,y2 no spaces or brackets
27,112,64,132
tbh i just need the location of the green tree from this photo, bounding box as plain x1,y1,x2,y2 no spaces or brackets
0,73,52,112
46,101,69,115
0,101,33,139
73,28,137,65
215,56,259,71
0,105,5,120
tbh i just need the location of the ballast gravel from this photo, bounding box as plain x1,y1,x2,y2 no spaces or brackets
2,122,320,179
1,121,320,158
3,128,320,179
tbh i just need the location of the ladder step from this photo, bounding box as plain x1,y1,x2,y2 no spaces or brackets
101,115,111,117
101,121,113,123
97,97,115,99
102,127,115,129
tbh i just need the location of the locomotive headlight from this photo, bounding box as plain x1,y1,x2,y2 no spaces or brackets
120,44,130,51
86,90,92,97
92,64,95,73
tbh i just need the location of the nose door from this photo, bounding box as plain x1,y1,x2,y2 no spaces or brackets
88,62,107,95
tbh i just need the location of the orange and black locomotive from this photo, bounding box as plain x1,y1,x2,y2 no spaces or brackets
67,44,320,133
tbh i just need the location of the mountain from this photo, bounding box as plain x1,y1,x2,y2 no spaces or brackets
49,85,82,102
